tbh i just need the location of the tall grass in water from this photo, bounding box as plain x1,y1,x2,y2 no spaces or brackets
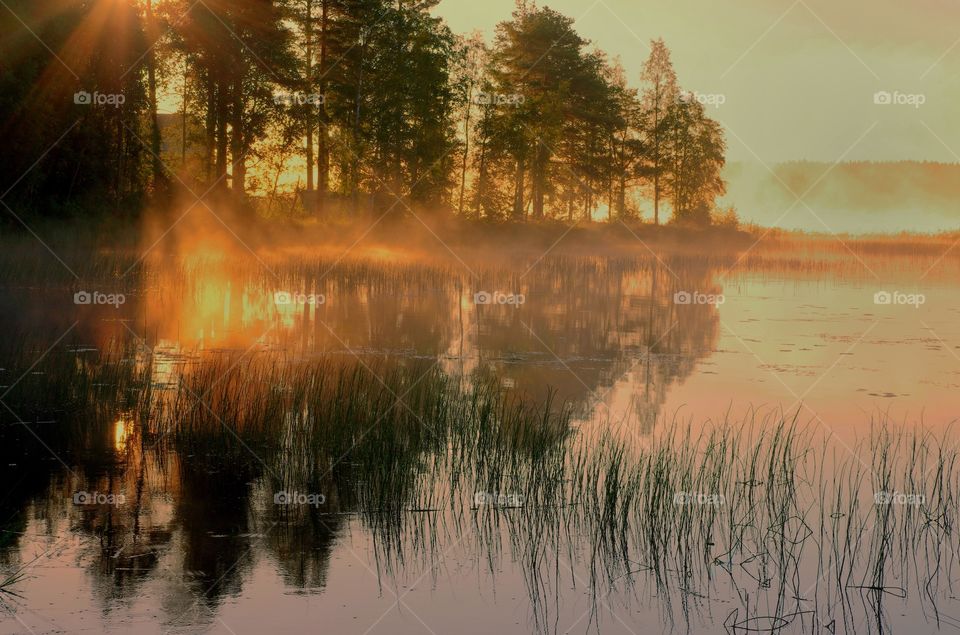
2,338,959,633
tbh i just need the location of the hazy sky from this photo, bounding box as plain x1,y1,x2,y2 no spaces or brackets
434,0,960,164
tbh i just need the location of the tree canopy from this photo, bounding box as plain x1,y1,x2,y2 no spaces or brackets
0,0,728,226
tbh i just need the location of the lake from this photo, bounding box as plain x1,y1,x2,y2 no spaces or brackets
1,227,958,634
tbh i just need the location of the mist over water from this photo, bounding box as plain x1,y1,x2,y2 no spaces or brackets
2,0,960,631
723,161,960,233
1,218,959,633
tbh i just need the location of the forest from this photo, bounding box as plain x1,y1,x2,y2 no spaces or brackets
0,0,728,226
3,2,960,633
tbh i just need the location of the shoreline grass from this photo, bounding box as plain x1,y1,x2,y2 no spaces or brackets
1,336,957,631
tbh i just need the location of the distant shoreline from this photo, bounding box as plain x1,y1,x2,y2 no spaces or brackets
3,214,958,264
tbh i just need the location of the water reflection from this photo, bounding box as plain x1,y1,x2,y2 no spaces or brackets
129,255,722,431
0,243,956,634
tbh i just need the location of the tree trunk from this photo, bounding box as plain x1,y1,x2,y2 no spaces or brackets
304,0,314,212
215,81,228,189
205,74,216,183
230,78,245,196
458,83,473,216
532,141,546,219
653,172,660,225
652,98,662,225
317,0,329,213
473,109,490,217
181,65,188,167
146,0,164,190
512,158,525,220
607,174,613,222
351,40,366,215
617,174,626,218
474,139,488,217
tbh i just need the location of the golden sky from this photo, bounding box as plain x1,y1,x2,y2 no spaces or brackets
435,0,960,164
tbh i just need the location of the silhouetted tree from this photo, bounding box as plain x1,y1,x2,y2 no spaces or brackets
0,0,727,225
638,38,678,225
167,0,296,197
481,5,626,221
0,0,148,217
667,94,726,225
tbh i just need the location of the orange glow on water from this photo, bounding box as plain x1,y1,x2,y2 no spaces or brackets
114,417,132,452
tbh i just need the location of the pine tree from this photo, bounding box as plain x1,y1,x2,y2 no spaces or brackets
639,38,678,225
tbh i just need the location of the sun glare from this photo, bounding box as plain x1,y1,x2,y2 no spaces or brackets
113,417,132,452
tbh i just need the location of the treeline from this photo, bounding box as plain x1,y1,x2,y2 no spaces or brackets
0,0,728,225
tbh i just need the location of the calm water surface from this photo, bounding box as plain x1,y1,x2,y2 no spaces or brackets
1,236,958,634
